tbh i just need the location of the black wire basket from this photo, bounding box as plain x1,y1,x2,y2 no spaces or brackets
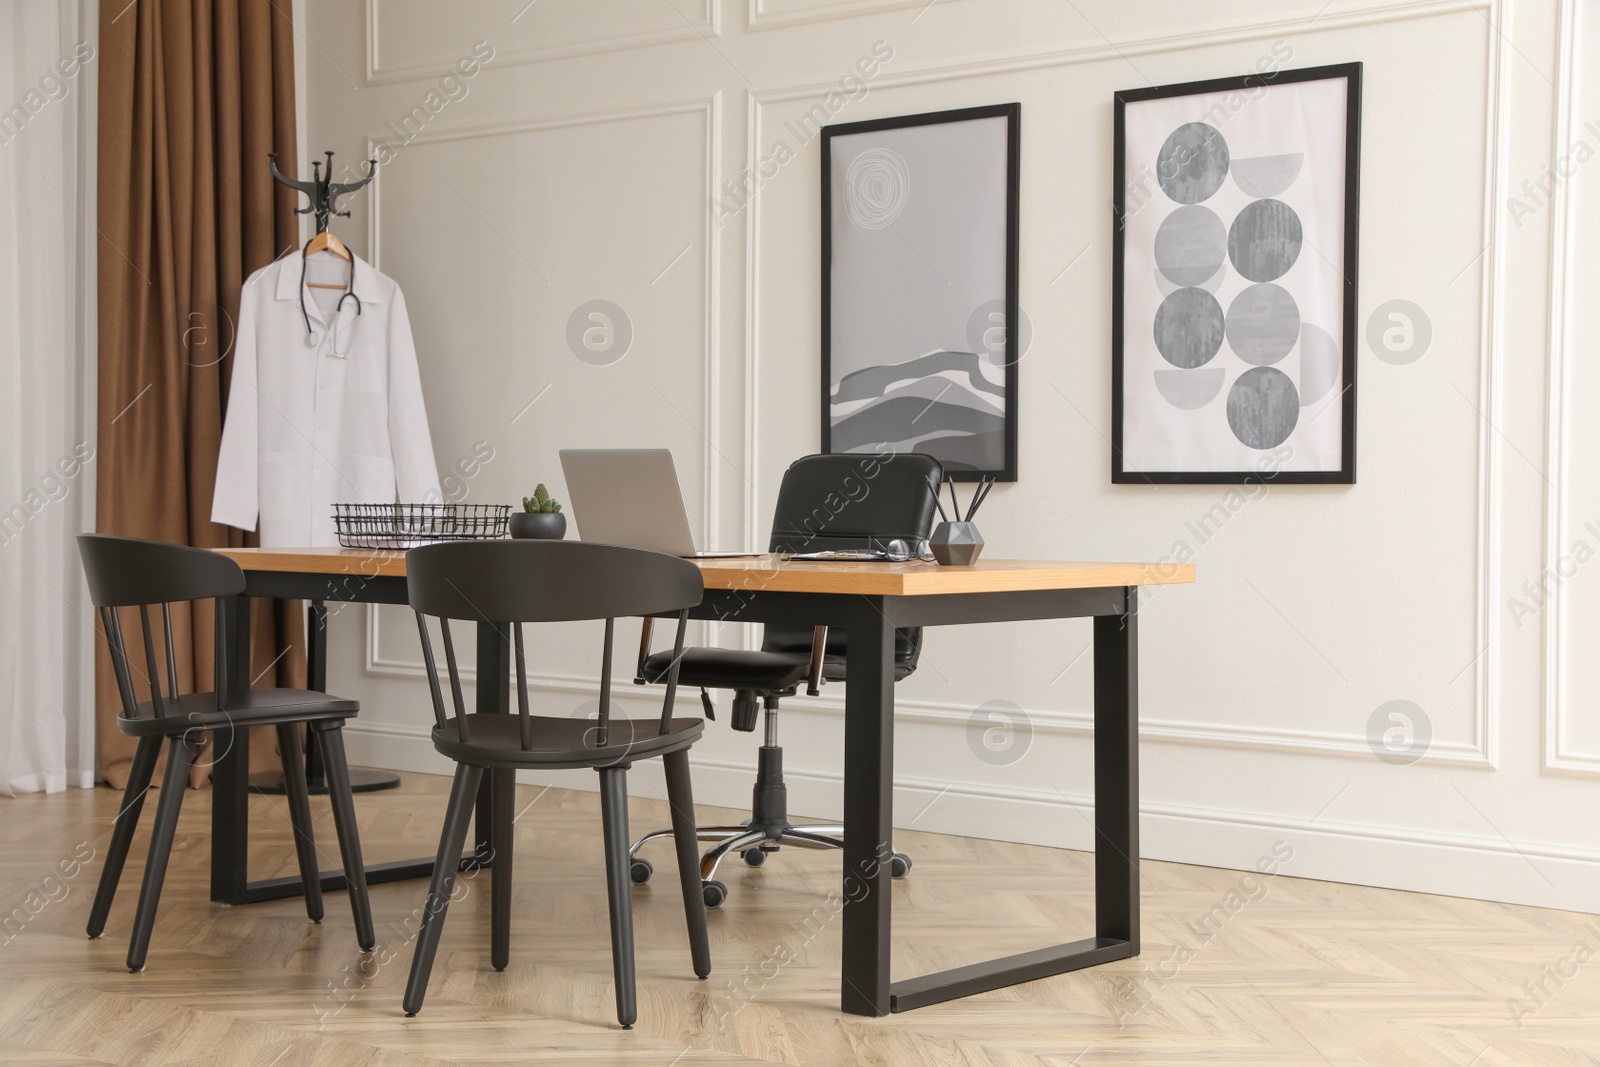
332,503,510,549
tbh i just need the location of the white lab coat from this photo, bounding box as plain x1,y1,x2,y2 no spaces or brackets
212,251,443,547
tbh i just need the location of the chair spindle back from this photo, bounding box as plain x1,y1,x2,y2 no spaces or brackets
406,541,703,750
78,535,247,722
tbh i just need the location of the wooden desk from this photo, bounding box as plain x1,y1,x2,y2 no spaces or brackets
214,546,1194,1016
220,547,1185,596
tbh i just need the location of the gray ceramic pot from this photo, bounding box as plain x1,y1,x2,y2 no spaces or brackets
509,511,567,540
929,521,983,566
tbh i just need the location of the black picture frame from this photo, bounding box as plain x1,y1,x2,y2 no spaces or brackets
1111,63,1362,484
820,103,1021,482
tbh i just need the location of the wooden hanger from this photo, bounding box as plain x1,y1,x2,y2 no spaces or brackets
304,230,352,290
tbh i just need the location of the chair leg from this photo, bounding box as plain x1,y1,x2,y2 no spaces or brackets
699,827,772,882
775,829,847,851
628,825,746,860
490,767,515,972
125,735,194,972
598,766,637,1029
662,750,710,979
403,762,483,1017
314,723,374,951
276,723,325,924
87,735,161,939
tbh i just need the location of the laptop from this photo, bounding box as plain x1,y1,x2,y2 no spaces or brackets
558,449,764,559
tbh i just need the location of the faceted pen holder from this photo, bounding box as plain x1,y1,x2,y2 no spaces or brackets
930,521,983,566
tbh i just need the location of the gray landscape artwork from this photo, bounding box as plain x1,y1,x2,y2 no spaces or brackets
827,115,1009,474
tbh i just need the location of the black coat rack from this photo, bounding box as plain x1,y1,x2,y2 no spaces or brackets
252,152,398,798
268,150,377,233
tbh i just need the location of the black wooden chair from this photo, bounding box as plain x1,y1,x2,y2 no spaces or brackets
77,534,375,972
401,539,710,1029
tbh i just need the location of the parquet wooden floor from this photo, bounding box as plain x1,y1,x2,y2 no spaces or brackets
1,771,1597,1066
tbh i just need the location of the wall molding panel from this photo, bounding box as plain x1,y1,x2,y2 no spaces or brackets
364,0,721,86
1469,0,1512,772
366,93,724,550
747,0,964,31
743,0,1507,765
745,0,1487,94
1540,0,1600,777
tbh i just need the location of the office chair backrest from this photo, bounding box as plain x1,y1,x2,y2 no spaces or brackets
406,540,703,747
77,534,244,720
766,451,942,554
763,452,942,678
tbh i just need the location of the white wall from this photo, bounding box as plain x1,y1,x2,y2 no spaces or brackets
302,0,1600,912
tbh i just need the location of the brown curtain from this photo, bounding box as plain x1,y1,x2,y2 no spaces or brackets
95,0,304,787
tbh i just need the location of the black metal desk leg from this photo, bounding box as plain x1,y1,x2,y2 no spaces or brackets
474,621,511,862
307,600,328,691
296,599,402,795
840,600,897,1017
1093,589,1139,949
211,593,253,904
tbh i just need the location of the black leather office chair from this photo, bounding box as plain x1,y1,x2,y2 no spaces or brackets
628,451,942,908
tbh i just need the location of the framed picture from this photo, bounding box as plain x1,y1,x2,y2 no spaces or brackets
821,104,1020,481
1112,63,1361,484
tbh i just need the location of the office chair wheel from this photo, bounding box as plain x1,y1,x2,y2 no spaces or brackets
741,848,767,868
702,879,728,909
890,852,912,879
630,857,654,885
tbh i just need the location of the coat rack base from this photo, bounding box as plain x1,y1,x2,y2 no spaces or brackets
249,768,402,795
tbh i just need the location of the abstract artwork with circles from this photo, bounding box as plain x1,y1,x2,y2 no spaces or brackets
1112,64,1361,484
822,104,1021,481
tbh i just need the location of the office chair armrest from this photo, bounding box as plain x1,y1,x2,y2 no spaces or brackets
634,616,654,684
807,626,827,696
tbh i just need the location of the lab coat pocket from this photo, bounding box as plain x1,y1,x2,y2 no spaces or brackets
346,337,386,395
259,452,298,522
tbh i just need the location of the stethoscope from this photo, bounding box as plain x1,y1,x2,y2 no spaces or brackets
298,249,362,355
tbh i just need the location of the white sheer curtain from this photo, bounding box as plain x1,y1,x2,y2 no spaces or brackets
0,0,97,794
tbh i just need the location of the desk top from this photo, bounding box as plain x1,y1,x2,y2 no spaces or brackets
215,547,1194,597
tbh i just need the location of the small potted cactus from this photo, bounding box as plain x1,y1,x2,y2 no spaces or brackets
510,483,566,539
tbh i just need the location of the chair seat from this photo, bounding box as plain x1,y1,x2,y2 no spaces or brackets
431,713,705,770
116,688,359,737
642,647,811,691
816,653,915,684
